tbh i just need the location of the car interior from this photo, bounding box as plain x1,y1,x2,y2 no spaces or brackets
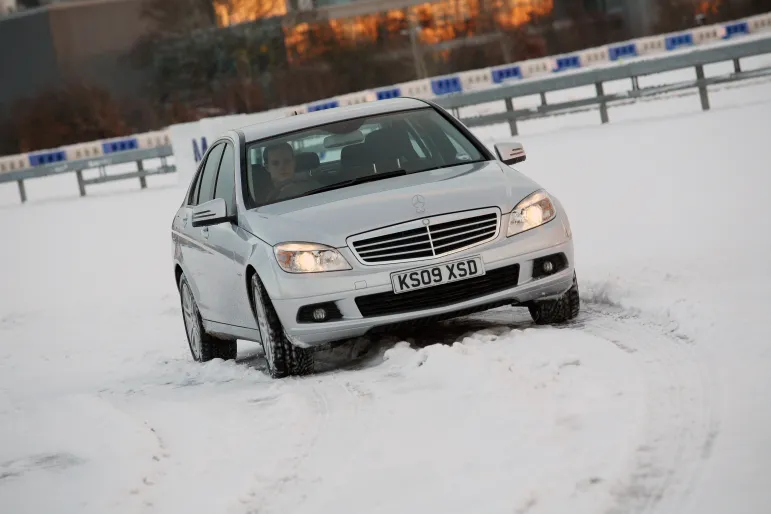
244,111,483,207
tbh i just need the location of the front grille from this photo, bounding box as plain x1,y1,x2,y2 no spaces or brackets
351,211,500,264
355,263,520,317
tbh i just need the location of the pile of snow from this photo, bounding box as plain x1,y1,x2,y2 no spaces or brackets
1,81,770,514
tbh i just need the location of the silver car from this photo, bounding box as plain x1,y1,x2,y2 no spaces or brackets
171,98,579,377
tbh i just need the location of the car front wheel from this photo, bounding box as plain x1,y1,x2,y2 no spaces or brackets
251,273,314,378
179,274,237,362
527,271,580,325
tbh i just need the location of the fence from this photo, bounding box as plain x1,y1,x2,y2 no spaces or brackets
437,33,771,135
1,11,771,203
0,142,175,203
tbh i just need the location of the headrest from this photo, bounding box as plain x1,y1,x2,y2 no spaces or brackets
247,164,269,204
364,127,398,147
364,126,419,164
341,143,370,166
294,151,320,172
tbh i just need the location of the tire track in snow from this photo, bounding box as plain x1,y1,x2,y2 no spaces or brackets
233,368,382,514
222,299,716,514
236,379,333,514
577,302,720,514
127,420,173,512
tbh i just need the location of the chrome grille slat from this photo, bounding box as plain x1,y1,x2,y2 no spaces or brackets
433,231,492,251
354,228,429,249
350,209,500,265
358,242,433,258
428,216,497,235
430,223,497,243
362,250,435,263
356,235,430,254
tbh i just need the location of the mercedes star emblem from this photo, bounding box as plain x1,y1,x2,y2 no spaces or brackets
412,194,426,214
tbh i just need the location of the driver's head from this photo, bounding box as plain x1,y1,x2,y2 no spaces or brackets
264,142,295,184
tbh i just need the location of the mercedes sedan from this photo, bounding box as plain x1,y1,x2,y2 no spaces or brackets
171,97,579,378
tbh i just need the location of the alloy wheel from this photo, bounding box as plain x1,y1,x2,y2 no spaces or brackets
181,282,202,361
252,278,275,372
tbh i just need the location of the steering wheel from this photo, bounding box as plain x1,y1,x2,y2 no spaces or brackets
264,175,317,203
264,181,296,203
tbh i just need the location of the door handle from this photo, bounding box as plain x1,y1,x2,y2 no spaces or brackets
202,226,209,239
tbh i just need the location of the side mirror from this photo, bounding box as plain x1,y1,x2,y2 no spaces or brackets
494,142,526,165
192,198,233,227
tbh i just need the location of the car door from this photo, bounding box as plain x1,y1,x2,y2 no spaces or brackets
182,142,226,321
204,141,248,327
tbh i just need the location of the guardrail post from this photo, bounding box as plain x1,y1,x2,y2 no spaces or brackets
504,98,518,136
137,160,147,189
595,82,609,124
631,76,639,91
695,64,710,111
76,170,86,197
540,92,547,106
17,180,27,203
733,58,741,73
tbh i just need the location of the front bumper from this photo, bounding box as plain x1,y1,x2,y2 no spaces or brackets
271,212,574,347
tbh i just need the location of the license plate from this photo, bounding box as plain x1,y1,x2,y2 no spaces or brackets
390,256,485,294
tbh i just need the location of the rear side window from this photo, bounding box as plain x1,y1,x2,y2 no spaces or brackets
214,144,236,215
196,144,225,205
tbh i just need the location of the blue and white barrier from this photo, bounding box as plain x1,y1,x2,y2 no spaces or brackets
1,11,770,187
0,131,171,175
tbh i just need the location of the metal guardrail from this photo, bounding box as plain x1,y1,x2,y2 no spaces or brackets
0,146,175,203
436,35,771,135
461,65,771,129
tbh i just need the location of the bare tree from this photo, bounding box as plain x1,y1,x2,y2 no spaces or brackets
127,0,286,117
10,83,128,153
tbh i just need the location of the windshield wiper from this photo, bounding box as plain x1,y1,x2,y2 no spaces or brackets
293,169,408,199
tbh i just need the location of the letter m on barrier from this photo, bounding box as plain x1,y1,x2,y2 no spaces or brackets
193,137,208,163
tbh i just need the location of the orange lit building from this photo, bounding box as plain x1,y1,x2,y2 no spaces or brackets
214,0,558,61
212,0,713,65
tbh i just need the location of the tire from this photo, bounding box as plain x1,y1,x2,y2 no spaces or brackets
179,274,238,362
528,271,580,325
250,273,314,378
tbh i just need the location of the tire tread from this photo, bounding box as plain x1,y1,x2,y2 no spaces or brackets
528,272,581,325
252,275,314,378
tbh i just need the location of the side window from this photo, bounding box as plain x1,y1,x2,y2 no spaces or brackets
187,159,207,206
197,143,225,205
214,144,235,215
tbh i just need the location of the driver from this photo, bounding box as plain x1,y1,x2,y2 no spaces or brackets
253,141,322,204
264,141,296,186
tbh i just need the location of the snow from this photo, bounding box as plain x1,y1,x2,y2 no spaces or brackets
1,74,771,514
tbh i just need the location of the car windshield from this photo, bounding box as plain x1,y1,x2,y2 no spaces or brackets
242,107,487,209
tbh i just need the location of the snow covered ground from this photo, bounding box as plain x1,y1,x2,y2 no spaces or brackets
1,78,770,514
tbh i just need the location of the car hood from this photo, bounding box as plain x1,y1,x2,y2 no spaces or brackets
239,160,543,248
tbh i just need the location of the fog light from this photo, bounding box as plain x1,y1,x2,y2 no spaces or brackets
532,253,568,280
297,302,342,323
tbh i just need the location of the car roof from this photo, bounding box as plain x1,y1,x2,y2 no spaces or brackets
236,97,431,143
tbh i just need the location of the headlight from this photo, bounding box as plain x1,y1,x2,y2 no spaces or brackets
274,242,352,273
507,190,557,237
